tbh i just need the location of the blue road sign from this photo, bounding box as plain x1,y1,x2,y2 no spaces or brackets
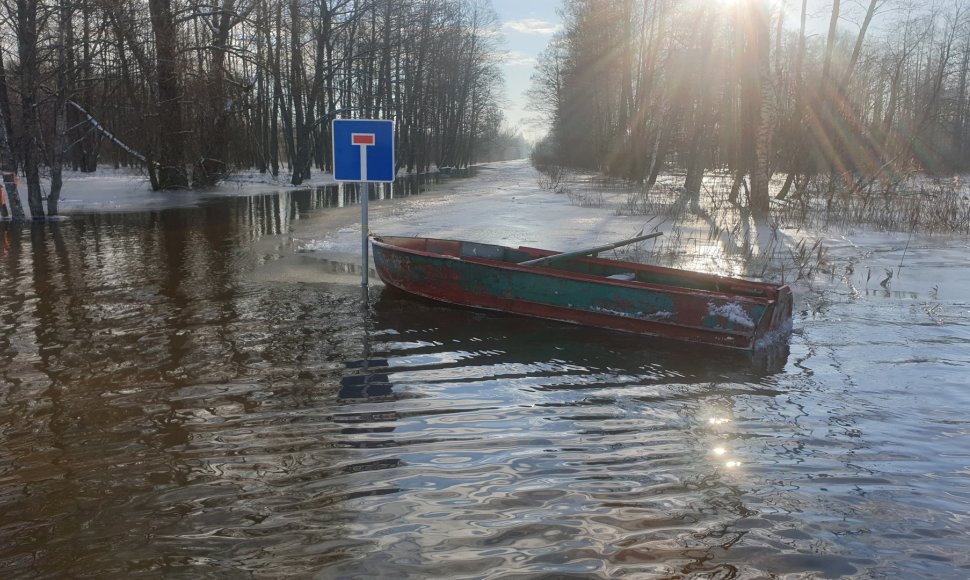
332,119,395,183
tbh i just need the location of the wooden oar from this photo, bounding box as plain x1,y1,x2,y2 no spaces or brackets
518,231,663,267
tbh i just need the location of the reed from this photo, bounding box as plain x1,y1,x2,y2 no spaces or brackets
535,164,569,193
774,174,970,234
551,167,970,286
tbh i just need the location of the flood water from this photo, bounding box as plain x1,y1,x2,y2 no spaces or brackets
1,185,969,578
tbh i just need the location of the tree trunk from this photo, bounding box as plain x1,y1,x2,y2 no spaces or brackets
0,50,23,218
266,0,281,177
749,0,773,217
255,0,267,173
148,0,188,189
822,0,841,80
289,0,307,185
775,171,796,200
781,0,809,192
74,4,100,172
194,0,237,187
48,0,73,216
954,36,970,164
683,109,708,198
840,0,880,87
16,0,43,217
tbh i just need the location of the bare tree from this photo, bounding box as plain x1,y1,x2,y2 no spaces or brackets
533,0,970,216
0,0,505,198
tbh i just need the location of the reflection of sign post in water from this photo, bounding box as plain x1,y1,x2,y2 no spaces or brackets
332,119,395,288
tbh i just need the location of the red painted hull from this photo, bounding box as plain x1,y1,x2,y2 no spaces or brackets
370,236,793,351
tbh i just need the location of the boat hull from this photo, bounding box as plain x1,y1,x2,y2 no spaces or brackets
371,236,792,351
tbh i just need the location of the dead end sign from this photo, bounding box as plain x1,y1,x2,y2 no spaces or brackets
332,119,395,183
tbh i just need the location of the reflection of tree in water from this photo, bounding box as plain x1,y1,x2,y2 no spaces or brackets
0,188,804,577
0,192,387,576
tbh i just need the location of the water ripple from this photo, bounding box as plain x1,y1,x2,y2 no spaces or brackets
3,203,970,578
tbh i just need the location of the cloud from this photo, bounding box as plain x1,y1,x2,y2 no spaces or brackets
503,18,561,35
505,51,537,66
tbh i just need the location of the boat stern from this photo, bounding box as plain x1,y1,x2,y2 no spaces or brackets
752,285,794,350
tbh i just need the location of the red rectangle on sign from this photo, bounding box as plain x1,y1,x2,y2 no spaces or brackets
352,134,375,145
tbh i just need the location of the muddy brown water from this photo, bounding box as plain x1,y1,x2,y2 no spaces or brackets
1,188,969,578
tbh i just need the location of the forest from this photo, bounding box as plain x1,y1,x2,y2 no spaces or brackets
529,0,970,218
0,0,511,219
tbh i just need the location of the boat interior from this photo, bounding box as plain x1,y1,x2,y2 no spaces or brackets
374,236,776,299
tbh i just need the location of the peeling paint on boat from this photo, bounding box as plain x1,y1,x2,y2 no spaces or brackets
589,306,675,321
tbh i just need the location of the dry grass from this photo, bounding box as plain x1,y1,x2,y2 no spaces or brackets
775,174,970,234
544,168,970,283
538,165,969,285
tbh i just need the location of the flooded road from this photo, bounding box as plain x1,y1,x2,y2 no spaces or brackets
1,176,969,578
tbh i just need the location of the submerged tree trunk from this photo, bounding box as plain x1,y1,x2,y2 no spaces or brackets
642,109,665,194
775,171,796,200
289,0,308,185
265,0,281,177
779,0,809,199
0,51,23,218
49,0,74,216
749,0,773,217
194,0,247,187
148,0,188,189
15,0,43,217
76,5,100,172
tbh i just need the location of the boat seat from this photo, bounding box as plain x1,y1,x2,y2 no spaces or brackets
460,242,506,261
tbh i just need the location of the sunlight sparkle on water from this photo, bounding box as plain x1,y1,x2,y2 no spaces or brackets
681,242,747,278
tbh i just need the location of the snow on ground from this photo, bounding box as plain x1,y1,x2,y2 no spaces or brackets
23,166,341,214
292,159,827,294
297,160,665,259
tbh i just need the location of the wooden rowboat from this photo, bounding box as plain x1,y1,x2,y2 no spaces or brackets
370,235,793,351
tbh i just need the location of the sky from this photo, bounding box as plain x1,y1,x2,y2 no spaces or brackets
491,0,563,142
489,0,872,143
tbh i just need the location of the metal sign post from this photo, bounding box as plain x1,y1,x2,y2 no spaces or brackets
332,119,395,289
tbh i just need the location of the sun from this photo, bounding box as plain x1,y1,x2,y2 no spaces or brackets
716,0,762,9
